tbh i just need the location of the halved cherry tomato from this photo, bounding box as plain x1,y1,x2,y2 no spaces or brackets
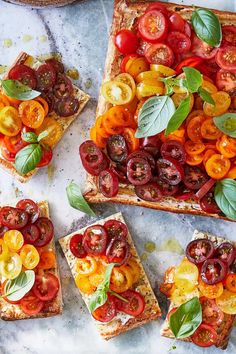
0,106,22,136
1,144,16,162
136,70,161,83
140,133,161,157
20,244,40,269
36,63,56,91
53,73,73,99
216,69,236,94
123,128,139,152
135,181,163,202
200,297,224,326
202,80,218,94
172,92,194,110
89,261,106,287
37,146,53,167
214,242,236,266
125,57,149,78
3,230,24,251
169,12,185,32
120,54,139,73
35,116,63,147
8,64,37,89
225,274,236,293
145,43,174,66
205,154,231,179
138,10,168,43
222,25,236,46
187,115,205,142
216,136,236,159
122,96,139,114
174,258,199,292
136,82,163,99
201,258,227,285
106,235,130,265
0,239,9,261
76,256,97,277
69,234,87,258
46,58,64,74
114,29,139,54
55,96,80,117
216,46,236,71
186,152,204,166
114,73,136,99
183,165,208,190
102,114,123,136
191,324,217,347
186,239,214,265
110,265,133,293
83,225,108,256
185,141,205,156
200,190,221,214
201,118,222,140
150,64,176,76
0,207,29,230
127,157,152,185
79,140,105,175
226,166,236,179
33,273,59,301
38,251,56,270
20,292,44,315
92,296,116,322
35,97,49,117
107,135,128,162
34,217,54,247
175,185,193,200
115,289,145,316
4,132,27,154
175,56,203,74
216,289,236,314
126,258,140,284
157,158,184,185
203,91,231,117
75,275,95,295
99,169,119,198
19,100,45,129
104,220,128,240
192,34,218,60
199,279,223,299
166,31,191,53
0,252,22,279
161,140,186,164
16,199,40,224
102,80,133,105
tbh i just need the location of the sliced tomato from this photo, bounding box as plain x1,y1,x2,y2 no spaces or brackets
135,181,163,201
225,274,236,293
115,290,145,316
70,234,87,258
33,273,59,301
201,259,228,285
55,96,79,117
200,191,221,214
145,43,174,66
127,157,152,185
99,169,119,198
53,73,73,99
191,324,218,347
186,239,214,265
16,199,40,223
216,46,236,71
36,63,57,91
127,150,155,171
107,135,128,163
120,54,139,73
106,235,130,265
37,146,53,168
104,220,128,240
34,217,54,247
114,29,139,55
161,140,186,164
1,141,16,162
169,12,185,32
20,292,44,315
214,242,236,266
205,154,231,179
83,225,108,256
0,207,29,230
216,69,236,94
92,296,116,322
166,31,191,53
45,58,64,74
21,224,40,245
199,279,223,299
140,133,161,157
192,34,218,59
175,56,203,74
183,165,208,190
79,140,104,175
200,297,224,326
8,64,37,89
156,158,184,185
222,25,236,46
4,132,28,154
138,10,168,43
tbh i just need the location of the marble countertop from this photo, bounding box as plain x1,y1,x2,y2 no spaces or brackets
0,1,235,353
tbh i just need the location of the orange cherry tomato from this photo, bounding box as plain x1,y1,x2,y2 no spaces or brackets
75,275,95,295
205,154,231,179
198,278,223,299
0,106,22,136
187,115,205,142
35,97,49,117
122,96,139,114
35,116,63,147
203,91,231,117
0,93,10,108
186,152,204,166
203,149,217,168
19,100,45,129
172,92,194,110
216,135,236,158
102,114,124,135
38,251,56,270
225,274,236,293
90,126,97,142
186,110,205,124
201,118,222,140
226,166,236,179
95,115,110,138
125,57,149,78
184,141,205,156
202,80,218,94
161,126,186,144
2,95,20,109
89,261,106,287
122,128,139,152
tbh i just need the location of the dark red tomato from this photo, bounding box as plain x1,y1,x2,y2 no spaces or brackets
53,73,73,99
0,207,29,230
191,324,218,347
127,157,152,185
120,54,139,73
195,178,215,200
222,25,236,46
34,217,54,247
115,290,145,316
16,199,40,223
199,57,220,80
69,234,87,258
21,224,40,245
146,2,168,15
192,34,218,59
140,134,161,157
127,150,155,171
83,225,108,256
37,146,53,168
135,181,163,201
33,273,59,301
20,292,44,315
201,258,228,285
156,179,179,196
45,58,64,74
175,185,194,200
200,297,224,326
214,242,236,266
99,169,119,198
186,239,214,265
145,43,174,66
169,13,185,32
55,96,79,117
114,29,139,55
183,166,208,190
36,64,57,91
106,235,130,265
79,140,104,175
110,163,128,183
8,64,37,89
4,131,28,154
138,10,168,43
161,140,186,164
166,31,191,53
216,46,236,71
41,91,55,113
175,56,203,74
1,141,16,162
92,297,116,322
104,220,128,240
156,158,184,186
216,69,236,94
200,191,221,214
107,135,128,163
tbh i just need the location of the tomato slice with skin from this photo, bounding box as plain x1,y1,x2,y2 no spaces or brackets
123,128,139,153
69,234,87,258
83,225,108,256
4,131,28,154
1,140,16,162
200,191,221,214
192,34,218,60
191,324,218,347
140,133,161,157
127,157,152,186
115,290,145,316
37,146,53,168
127,150,155,171
135,181,163,201
36,63,57,91
161,140,186,164
99,169,119,198
55,96,79,117
156,179,179,196
106,235,130,265
16,199,40,223
104,220,128,240
0,207,29,230
34,217,54,247
175,56,203,74
216,46,236,71
199,278,223,299
120,54,139,73
195,178,215,200
114,29,139,55
145,43,174,66
33,273,59,301
175,185,194,200
0,106,22,137
35,116,63,147
201,258,228,285
200,297,224,326
216,69,236,94
166,31,191,53
79,140,104,175
21,224,40,245
20,291,44,315
107,135,128,163
45,58,64,74
156,158,184,186
214,242,236,266
8,64,37,89
183,165,208,190
205,154,231,179
186,239,214,265
169,12,185,32
53,73,73,99
138,10,168,43
225,274,236,293
92,296,117,323
19,100,45,129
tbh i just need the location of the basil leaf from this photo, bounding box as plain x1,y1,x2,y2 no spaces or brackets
1,80,40,100
215,179,236,220
165,96,191,136
135,96,176,138
3,270,35,301
213,113,236,138
15,144,42,175
183,67,202,93
169,297,202,339
198,87,215,105
22,132,38,143
159,77,187,96
66,181,95,216
191,8,222,47
37,130,49,142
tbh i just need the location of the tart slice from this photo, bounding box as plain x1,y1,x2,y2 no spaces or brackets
0,200,63,320
59,212,161,339
160,230,236,349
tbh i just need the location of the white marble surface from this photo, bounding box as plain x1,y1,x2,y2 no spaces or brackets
0,1,235,353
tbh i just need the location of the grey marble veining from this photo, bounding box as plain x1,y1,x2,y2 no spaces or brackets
0,1,235,353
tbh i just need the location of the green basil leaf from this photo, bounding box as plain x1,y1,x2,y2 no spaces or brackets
1,80,41,100
66,181,95,216
183,67,202,93
3,270,35,301
215,179,236,220
22,132,38,143
213,113,236,138
169,297,202,339
191,8,222,47
165,96,191,136
37,130,49,142
135,96,176,138
159,77,188,96
198,87,215,105
15,144,42,175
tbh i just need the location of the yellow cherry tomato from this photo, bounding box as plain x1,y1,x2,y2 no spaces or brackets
101,80,133,105
0,253,22,279
174,258,199,292
0,106,22,136
76,256,97,277
172,92,194,111
136,82,163,100
136,70,161,83
89,261,106,287
114,73,136,99
171,286,200,306
198,278,223,299
3,230,24,251
19,100,45,129
126,57,149,78
150,64,176,77
20,245,40,270
205,154,231,179
216,290,236,315
75,274,95,295
0,239,9,261
126,258,140,284
202,80,218,94
110,265,133,293
35,116,63,147
203,91,231,117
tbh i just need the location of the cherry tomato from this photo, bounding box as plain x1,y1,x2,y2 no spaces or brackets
53,73,73,99
222,25,236,46
102,80,133,105
167,31,191,53
36,63,56,91
106,235,130,265
110,265,133,293
201,258,228,285
83,225,108,256
127,157,152,185
38,251,56,270
8,64,37,89
186,239,214,265
92,296,116,322
104,219,128,240
156,158,183,185
20,244,40,269
185,141,205,157
200,119,222,140
127,150,155,171
20,292,44,315
214,242,236,266
140,133,161,157
35,116,63,147
122,128,139,153
115,290,145,316
16,199,40,223
225,274,236,293
120,54,139,73
41,91,55,113
110,162,128,183
107,135,128,163
145,43,174,66
75,274,95,295
0,239,9,261
169,12,185,32
200,191,221,214
187,115,205,142
125,57,149,78
79,140,104,175
183,165,208,190
203,91,231,117
3,230,24,251
136,82,164,100
195,178,215,200
200,297,224,326
34,217,54,247
4,132,28,154
191,324,217,347
135,181,163,201
99,169,119,198
76,256,97,277
0,207,29,230
19,100,45,129
186,152,204,166
216,69,236,94
192,34,218,59
37,146,53,167
0,253,22,279
175,56,203,74
55,96,80,117
126,259,140,284
45,58,64,74
174,258,199,292
0,106,22,136
175,185,193,200
33,273,59,301
216,46,236,71
69,234,87,258
216,289,236,314
138,10,168,43
205,154,231,179
114,29,139,54
198,279,223,299
161,140,186,164
0,141,16,162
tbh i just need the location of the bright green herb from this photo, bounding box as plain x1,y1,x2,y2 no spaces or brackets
15,144,42,175
198,87,215,105
66,181,95,216
213,113,236,138
165,96,191,136
215,179,236,220
183,67,202,93
2,271,35,301
1,79,40,100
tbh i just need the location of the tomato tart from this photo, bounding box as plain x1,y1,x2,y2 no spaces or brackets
160,230,236,349
59,212,161,339
81,1,236,221
0,200,62,320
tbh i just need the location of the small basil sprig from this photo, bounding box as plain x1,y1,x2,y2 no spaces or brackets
169,297,202,339
213,113,236,138
183,67,202,93
1,79,41,100
215,179,236,220
191,8,222,47
198,87,215,105
2,270,35,301
165,96,191,136
22,130,49,143
159,76,187,96
66,181,95,216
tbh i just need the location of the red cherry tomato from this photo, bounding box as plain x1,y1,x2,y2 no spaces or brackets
53,73,73,99
37,146,53,168
36,63,57,91
192,34,218,59
184,21,192,37
138,10,168,43
16,199,40,223
106,235,130,265
175,184,194,200
140,133,161,157
21,224,40,245
216,46,236,71
135,181,163,201
104,220,128,240
45,58,64,74
107,135,128,163
169,13,185,32
175,56,203,74
83,225,108,256
34,217,54,247
216,69,236,94
33,273,59,301
92,297,116,322
69,234,87,258
1,140,16,162
145,43,174,66
114,29,139,55
214,242,236,266
156,179,179,196
200,297,224,326
127,157,152,185
115,290,145,316
195,178,215,200
191,324,218,347
79,140,104,176
110,163,128,183
200,191,221,214
186,239,214,265
99,169,119,198
156,158,184,186
222,25,236,46
0,207,29,230
166,31,191,53
8,64,37,89
161,140,186,164
201,258,228,285
20,291,44,315
55,96,79,117
127,150,155,171
183,166,208,190
4,132,28,154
